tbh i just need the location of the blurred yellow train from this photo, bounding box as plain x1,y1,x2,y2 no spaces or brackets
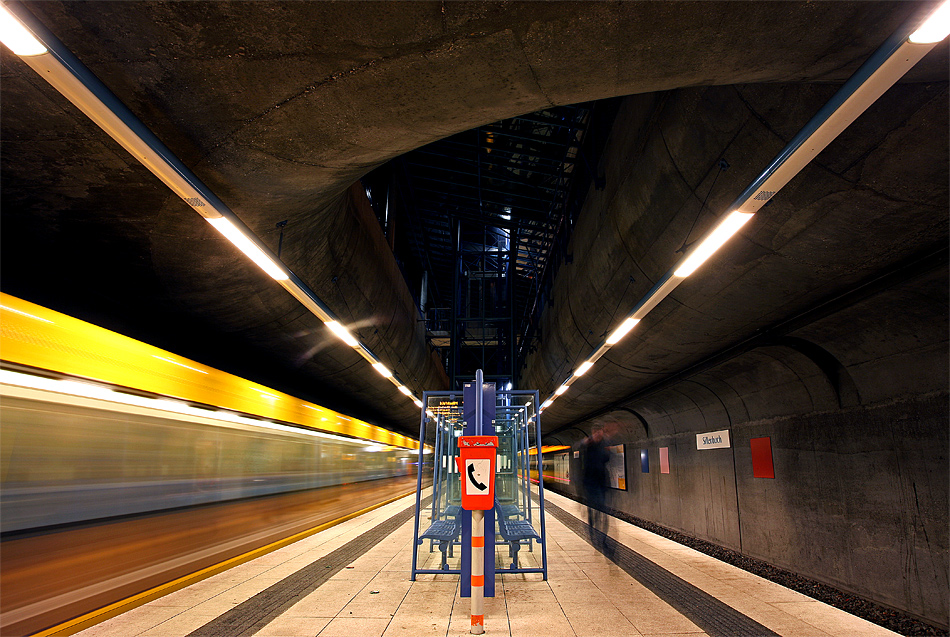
0,293,419,533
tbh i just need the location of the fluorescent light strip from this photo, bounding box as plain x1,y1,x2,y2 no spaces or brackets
909,0,950,43
1,304,54,324
606,316,640,345
324,320,359,347
0,5,46,55
152,355,208,374
206,217,288,281
554,384,568,396
398,385,412,396
413,399,423,408
574,361,594,377
674,211,754,278
372,362,393,378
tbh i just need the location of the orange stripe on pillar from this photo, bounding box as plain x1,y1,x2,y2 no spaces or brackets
471,615,484,627
472,536,484,547
471,574,484,586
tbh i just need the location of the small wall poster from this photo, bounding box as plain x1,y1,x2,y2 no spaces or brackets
640,449,649,473
606,444,626,490
659,447,670,474
750,437,775,479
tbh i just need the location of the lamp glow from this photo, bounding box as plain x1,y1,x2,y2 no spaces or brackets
606,317,640,345
555,384,568,395
674,211,754,278
324,320,359,347
574,361,594,376
541,399,553,409
372,362,393,378
413,399,423,408
909,0,950,43
0,5,46,56
398,385,412,396
207,217,288,281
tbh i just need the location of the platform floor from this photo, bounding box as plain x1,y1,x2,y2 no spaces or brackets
73,489,897,637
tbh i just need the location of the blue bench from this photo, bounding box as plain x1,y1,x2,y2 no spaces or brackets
494,500,521,520
418,505,462,570
495,500,540,568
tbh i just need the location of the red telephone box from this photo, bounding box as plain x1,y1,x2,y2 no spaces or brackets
456,436,498,510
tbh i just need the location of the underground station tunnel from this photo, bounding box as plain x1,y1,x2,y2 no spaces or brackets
0,2,947,636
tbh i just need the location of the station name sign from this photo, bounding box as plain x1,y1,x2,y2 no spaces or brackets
696,429,731,450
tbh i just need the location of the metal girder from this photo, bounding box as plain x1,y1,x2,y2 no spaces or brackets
409,174,557,207
407,162,559,195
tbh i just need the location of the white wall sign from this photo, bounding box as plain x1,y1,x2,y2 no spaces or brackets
464,459,491,495
696,429,731,450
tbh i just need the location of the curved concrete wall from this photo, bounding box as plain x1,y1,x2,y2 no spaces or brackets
539,87,949,626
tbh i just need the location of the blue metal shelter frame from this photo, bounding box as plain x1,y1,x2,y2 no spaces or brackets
411,378,547,582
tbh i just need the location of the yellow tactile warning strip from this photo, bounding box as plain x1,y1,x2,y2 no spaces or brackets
31,490,415,637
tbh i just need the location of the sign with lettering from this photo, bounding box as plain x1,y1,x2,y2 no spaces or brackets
696,430,731,450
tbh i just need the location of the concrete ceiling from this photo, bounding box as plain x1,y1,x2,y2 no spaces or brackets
1,1,947,437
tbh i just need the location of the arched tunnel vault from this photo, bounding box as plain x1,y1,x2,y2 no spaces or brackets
525,80,948,429
0,0,947,628
1,1,947,433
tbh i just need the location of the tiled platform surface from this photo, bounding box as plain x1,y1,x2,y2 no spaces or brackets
74,489,897,637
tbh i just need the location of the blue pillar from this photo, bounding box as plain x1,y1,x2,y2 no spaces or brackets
461,373,495,598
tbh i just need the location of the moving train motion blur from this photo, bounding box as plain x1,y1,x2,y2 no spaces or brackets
0,292,418,533
529,446,571,487
531,449,570,486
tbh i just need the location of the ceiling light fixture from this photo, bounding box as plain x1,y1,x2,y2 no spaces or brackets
909,0,950,43
574,361,594,376
372,362,393,378
674,211,754,278
206,217,288,281
398,385,412,396
555,384,568,396
0,5,46,56
606,317,640,345
324,320,359,347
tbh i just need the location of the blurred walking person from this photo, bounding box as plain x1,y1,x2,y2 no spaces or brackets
579,421,617,556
